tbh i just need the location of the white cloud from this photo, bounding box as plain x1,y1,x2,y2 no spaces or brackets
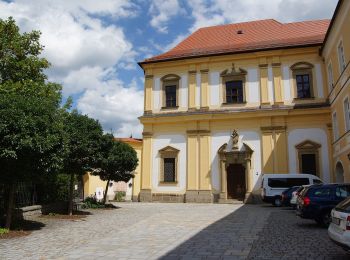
149,0,184,33
76,72,144,138
187,0,337,32
0,0,143,137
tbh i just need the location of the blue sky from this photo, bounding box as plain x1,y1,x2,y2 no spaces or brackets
0,0,338,137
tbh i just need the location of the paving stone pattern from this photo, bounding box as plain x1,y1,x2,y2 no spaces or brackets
248,207,347,260
0,203,348,259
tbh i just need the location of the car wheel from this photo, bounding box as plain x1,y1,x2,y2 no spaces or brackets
273,197,282,207
316,212,331,227
321,212,331,227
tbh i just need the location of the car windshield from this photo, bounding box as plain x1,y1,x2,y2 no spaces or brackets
335,197,350,213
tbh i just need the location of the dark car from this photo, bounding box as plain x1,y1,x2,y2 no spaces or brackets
281,186,300,206
296,183,350,226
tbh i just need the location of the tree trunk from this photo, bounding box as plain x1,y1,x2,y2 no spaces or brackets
5,182,16,229
103,180,110,205
68,172,74,215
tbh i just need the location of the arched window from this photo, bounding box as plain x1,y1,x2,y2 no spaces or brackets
161,74,180,109
296,140,321,176
290,62,314,99
336,161,345,183
221,63,247,104
159,146,179,184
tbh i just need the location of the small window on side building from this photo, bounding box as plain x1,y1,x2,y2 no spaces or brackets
338,41,346,72
327,62,334,89
344,97,350,132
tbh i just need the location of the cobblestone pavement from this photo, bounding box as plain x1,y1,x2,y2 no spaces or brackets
248,206,347,260
0,203,348,259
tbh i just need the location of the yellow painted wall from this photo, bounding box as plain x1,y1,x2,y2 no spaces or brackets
322,0,350,182
83,173,107,199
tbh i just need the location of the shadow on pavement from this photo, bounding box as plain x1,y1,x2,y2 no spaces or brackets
159,204,348,259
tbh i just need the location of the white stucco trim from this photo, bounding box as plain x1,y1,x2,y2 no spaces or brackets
282,65,292,101
196,72,201,107
153,77,161,110
247,68,259,103
211,130,262,193
152,134,187,193
287,128,330,183
315,63,324,98
180,74,188,108
210,71,220,106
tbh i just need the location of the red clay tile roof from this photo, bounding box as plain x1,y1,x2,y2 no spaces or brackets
140,19,330,64
115,138,142,143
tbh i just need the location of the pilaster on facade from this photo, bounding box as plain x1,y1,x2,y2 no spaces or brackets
188,64,197,111
200,65,209,109
261,125,288,173
272,58,284,105
140,129,153,201
144,74,154,113
259,62,270,106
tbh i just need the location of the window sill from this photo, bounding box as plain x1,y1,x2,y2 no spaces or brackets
293,97,315,101
161,106,179,110
221,102,247,106
159,181,178,186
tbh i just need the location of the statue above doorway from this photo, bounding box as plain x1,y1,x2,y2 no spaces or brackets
231,130,239,150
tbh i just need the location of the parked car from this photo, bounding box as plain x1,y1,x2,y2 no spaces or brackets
261,174,322,206
328,197,350,252
296,183,350,226
281,186,300,206
290,185,310,209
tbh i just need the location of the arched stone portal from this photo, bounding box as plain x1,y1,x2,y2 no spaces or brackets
218,130,253,203
336,161,344,183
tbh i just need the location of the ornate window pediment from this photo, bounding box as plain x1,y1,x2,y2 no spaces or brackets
295,140,321,149
221,64,247,104
220,63,247,77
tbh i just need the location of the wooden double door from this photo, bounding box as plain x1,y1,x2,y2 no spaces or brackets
227,163,246,200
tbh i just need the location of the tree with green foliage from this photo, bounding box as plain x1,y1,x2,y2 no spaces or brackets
0,17,64,228
62,110,103,215
93,134,138,204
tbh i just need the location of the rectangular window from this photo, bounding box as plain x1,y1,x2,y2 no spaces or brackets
163,158,175,182
344,98,350,131
225,80,243,103
296,74,311,98
338,41,346,72
165,85,177,107
327,63,334,89
333,112,339,141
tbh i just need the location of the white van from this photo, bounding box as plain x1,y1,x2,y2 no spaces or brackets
261,174,323,206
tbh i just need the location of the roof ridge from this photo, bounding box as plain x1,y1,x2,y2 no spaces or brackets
282,18,330,25
197,18,281,31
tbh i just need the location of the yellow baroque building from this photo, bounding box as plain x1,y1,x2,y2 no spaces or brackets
321,0,350,184
137,1,349,203
82,137,143,201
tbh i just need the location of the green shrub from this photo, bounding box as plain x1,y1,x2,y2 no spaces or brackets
0,228,9,235
82,196,105,209
114,191,126,202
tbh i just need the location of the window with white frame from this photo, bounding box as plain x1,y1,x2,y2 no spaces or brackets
333,112,339,141
344,97,350,132
327,62,334,89
338,41,346,72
